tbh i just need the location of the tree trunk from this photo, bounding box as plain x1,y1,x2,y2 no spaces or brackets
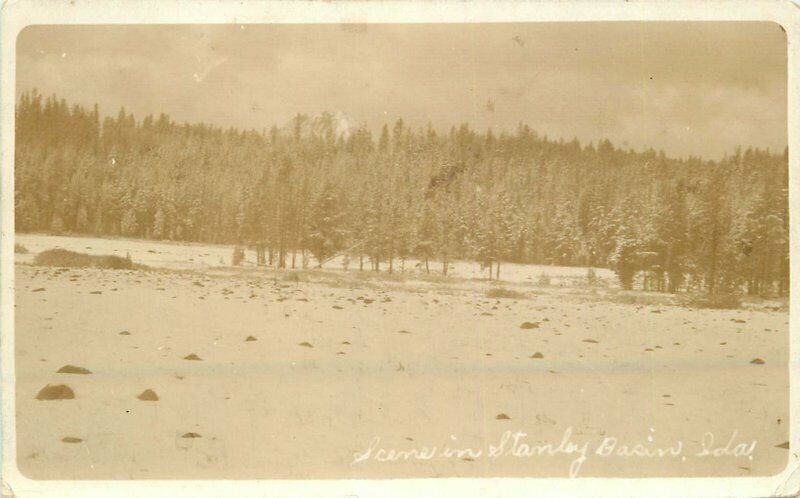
495,260,500,280
708,225,718,295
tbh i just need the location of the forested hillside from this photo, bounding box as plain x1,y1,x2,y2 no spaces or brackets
14,91,789,295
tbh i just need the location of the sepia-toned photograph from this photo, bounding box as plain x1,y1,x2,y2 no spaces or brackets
2,6,797,495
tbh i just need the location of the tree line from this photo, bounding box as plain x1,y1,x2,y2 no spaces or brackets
14,90,789,296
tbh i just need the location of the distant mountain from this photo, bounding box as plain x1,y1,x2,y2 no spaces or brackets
279,111,354,141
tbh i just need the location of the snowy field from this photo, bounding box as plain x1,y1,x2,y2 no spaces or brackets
12,234,790,479
14,233,616,286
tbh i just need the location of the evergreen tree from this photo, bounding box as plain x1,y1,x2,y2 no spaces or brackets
306,184,345,267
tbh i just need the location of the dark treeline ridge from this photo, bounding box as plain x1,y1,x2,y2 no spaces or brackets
15,90,789,296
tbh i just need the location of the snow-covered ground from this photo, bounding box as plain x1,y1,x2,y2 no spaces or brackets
15,233,235,271
14,233,616,286
12,234,790,479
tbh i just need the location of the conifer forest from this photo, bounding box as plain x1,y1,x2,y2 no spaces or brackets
15,91,789,295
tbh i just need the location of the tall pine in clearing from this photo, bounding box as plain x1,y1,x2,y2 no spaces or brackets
14,90,789,296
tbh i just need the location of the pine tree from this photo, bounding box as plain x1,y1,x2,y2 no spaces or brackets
306,184,346,267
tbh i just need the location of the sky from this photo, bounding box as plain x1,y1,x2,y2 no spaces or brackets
16,22,787,160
